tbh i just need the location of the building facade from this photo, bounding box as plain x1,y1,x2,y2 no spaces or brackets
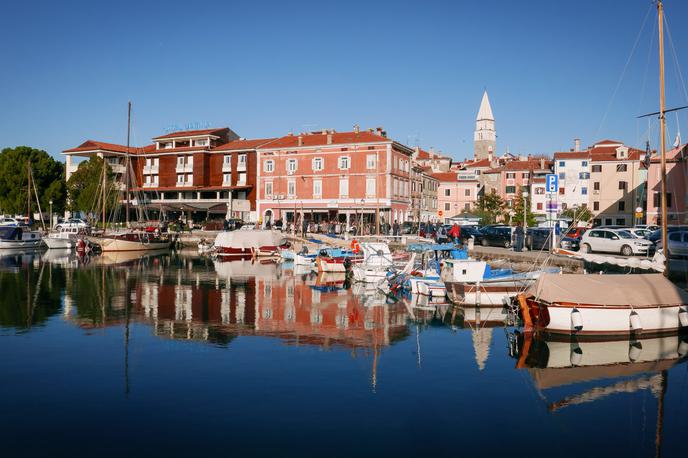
474,91,496,161
433,171,480,222
553,151,590,212
646,143,687,225
255,128,414,230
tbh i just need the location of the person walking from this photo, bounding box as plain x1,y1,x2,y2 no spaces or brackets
449,223,461,244
393,220,400,237
514,225,524,252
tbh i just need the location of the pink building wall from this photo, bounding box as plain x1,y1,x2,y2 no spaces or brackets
646,145,687,224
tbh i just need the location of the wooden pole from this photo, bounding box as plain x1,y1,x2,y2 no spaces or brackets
658,0,669,276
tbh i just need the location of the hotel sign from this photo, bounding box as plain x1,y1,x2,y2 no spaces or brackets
456,172,478,181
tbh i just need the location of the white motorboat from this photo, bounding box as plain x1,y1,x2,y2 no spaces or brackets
44,226,81,249
352,242,394,283
0,226,43,249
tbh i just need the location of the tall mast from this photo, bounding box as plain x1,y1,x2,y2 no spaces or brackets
26,161,31,221
102,155,106,230
125,101,131,228
658,0,669,276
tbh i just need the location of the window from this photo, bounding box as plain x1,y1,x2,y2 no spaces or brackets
537,202,543,210
593,181,600,191
338,156,350,170
535,187,545,195
582,161,588,167
312,157,323,171
287,159,297,173
618,181,627,191
558,161,566,167
265,182,273,197
581,187,588,195
339,178,349,197
618,201,625,211
444,203,450,211
593,218,602,226
605,218,612,226
506,173,516,179
616,218,626,225
653,192,673,208
559,172,566,180
237,154,247,169
394,179,399,196
464,203,470,210
464,189,471,197
616,164,627,172
366,177,376,196
505,186,516,194
445,189,451,197
562,203,568,210
238,172,246,184
579,172,590,179
287,180,296,197
669,233,682,242
592,165,602,172
176,174,184,184
223,173,231,184
522,172,530,179
313,179,322,196
593,201,600,211
264,160,274,172
559,187,565,195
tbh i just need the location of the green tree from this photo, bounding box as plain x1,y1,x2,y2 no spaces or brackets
0,146,66,215
66,156,117,219
511,189,538,227
561,206,593,225
475,192,507,225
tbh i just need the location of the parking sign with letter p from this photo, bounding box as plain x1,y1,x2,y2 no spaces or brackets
546,174,558,194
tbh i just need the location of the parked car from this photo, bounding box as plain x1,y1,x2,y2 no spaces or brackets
560,236,581,251
647,225,688,243
526,227,551,251
635,224,660,232
476,225,513,248
656,230,688,257
580,228,653,256
625,228,651,239
458,225,482,243
565,227,587,239
0,217,21,227
55,218,89,230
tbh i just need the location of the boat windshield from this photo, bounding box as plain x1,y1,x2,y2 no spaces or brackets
0,226,21,240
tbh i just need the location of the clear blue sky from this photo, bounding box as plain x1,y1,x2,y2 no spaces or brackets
2,0,687,161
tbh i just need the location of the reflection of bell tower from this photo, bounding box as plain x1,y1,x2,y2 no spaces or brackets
474,90,496,160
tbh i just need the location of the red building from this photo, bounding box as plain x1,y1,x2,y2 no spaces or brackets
256,127,415,230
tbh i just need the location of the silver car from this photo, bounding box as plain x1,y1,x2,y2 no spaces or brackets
580,228,653,256
656,231,688,257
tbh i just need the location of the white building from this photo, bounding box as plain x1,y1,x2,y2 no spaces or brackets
553,149,590,213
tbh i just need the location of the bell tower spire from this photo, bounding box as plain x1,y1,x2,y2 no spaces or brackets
474,90,496,161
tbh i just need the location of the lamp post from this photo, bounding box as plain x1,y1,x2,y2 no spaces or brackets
49,200,53,229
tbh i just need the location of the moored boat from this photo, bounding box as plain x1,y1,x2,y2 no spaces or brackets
351,242,394,283
518,273,688,336
0,226,43,250
87,231,173,252
44,226,82,249
315,247,360,273
213,230,286,258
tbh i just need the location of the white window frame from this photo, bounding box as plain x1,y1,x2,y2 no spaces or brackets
264,160,274,173
265,181,273,198
366,154,376,170
313,179,322,197
338,156,350,170
287,179,296,197
366,177,376,197
312,157,323,171
223,173,231,184
339,178,349,197
287,159,298,173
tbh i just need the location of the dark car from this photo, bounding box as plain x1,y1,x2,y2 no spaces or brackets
648,226,688,243
477,225,513,248
458,225,482,243
526,227,551,251
559,236,581,251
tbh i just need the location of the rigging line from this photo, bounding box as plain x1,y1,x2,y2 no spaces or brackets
596,3,654,139
663,13,688,103
637,14,657,144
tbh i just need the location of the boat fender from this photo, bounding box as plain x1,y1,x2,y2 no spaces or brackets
628,340,643,362
570,344,583,366
571,308,583,332
629,311,642,332
678,339,688,358
679,306,688,327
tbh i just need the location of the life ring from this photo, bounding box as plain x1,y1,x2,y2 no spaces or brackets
350,239,361,254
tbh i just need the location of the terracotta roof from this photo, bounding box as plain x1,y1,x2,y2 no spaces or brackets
649,144,686,163
589,145,643,161
213,138,278,151
532,177,546,183
500,159,553,171
462,158,492,168
63,140,151,154
153,128,229,140
593,139,624,146
259,130,392,149
415,149,431,159
553,151,590,160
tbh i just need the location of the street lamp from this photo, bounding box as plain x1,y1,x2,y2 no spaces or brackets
49,200,53,229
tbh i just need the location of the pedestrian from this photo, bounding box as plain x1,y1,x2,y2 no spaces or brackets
393,220,400,237
514,225,524,252
449,223,461,244
223,218,229,231
302,219,309,238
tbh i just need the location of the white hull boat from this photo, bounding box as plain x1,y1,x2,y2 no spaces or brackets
0,227,43,250
44,226,82,249
87,234,171,252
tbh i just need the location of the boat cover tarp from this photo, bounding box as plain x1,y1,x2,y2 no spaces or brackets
527,273,688,306
214,230,284,249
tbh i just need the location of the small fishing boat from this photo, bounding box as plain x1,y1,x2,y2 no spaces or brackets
351,242,394,283
315,247,360,273
442,258,558,306
0,226,43,250
44,226,81,249
213,230,287,258
518,273,688,336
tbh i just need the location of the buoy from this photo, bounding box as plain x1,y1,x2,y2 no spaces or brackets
679,306,688,327
628,340,643,362
571,308,583,332
630,311,642,332
570,343,583,366
678,339,688,358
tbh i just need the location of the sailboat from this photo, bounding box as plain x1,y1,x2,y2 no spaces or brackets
0,162,43,250
518,0,688,337
86,102,174,252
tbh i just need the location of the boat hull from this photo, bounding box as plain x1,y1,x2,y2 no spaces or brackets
446,279,533,306
216,245,279,258
44,237,76,249
88,236,171,252
352,266,388,283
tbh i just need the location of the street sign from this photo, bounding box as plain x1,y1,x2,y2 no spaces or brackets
545,174,559,193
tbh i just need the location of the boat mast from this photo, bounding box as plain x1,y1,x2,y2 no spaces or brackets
26,161,31,222
125,101,131,228
102,154,106,230
658,0,669,275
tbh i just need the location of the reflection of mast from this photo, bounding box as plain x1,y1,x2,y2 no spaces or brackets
655,370,667,458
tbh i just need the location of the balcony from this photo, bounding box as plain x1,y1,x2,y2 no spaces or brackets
176,179,193,187
143,165,159,174
143,181,158,188
222,163,232,172
110,163,126,174
175,164,193,173
237,162,247,172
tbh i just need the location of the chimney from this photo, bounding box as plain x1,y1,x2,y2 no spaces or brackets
326,133,333,145
540,158,545,170
297,135,303,147
488,151,493,162
574,138,581,152
321,129,328,135
376,126,386,137
354,124,360,134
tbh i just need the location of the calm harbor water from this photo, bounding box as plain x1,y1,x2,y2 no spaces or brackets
1,250,687,457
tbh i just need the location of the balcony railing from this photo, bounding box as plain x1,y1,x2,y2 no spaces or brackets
175,164,193,173
176,179,193,187
143,165,159,174
143,182,158,188
222,163,232,172
111,164,126,174
237,162,247,172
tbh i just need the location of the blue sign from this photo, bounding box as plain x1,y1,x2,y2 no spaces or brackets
546,174,559,193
